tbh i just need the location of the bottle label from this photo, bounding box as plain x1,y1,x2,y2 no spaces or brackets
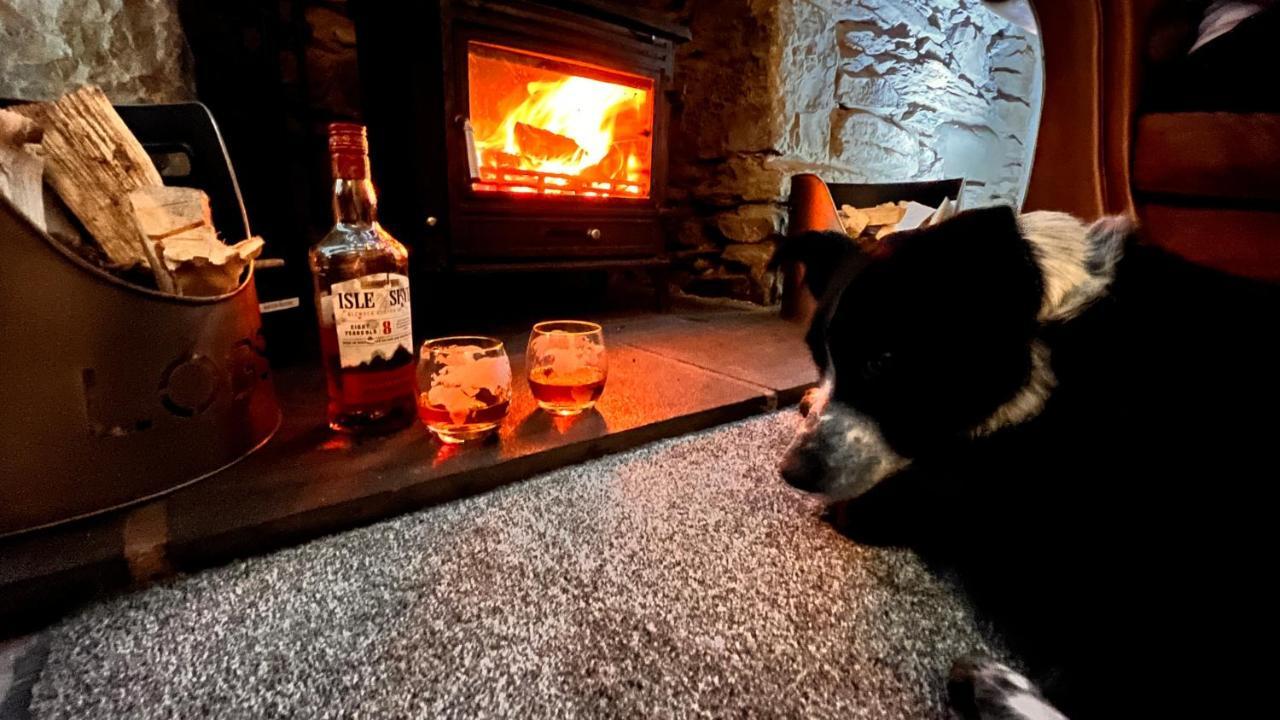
324,273,413,371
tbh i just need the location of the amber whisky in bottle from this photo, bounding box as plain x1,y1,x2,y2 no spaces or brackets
309,123,416,434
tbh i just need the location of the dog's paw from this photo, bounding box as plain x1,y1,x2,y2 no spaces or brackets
948,656,1068,720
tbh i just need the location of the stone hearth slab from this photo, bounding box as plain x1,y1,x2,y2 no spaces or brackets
611,311,816,404
164,342,771,566
0,310,817,632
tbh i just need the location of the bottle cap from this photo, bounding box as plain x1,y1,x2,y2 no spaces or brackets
329,122,367,154
329,122,369,179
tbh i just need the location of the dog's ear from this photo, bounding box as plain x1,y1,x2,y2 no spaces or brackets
1084,215,1134,276
771,231,861,298
887,205,1046,327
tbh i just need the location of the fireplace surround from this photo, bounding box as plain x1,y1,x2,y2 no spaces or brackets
351,0,688,277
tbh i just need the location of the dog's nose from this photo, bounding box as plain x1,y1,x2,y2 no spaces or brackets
779,447,826,493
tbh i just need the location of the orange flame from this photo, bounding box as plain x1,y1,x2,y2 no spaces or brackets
477,76,645,177
468,42,654,199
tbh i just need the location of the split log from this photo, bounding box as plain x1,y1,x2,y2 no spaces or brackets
0,108,46,230
861,202,907,227
129,186,214,293
129,186,262,296
159,231,264,296
838,204,870,237
12,86,162,269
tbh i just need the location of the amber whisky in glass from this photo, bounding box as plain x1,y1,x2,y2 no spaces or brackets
527,320,608,416
417,336,512,443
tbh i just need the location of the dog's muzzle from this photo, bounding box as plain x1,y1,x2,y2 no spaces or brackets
780,396,909,500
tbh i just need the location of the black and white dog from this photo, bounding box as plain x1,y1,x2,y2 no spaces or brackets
776,206,1278,719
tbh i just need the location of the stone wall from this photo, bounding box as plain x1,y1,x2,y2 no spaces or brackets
0,0,194,103
662,0,1042,303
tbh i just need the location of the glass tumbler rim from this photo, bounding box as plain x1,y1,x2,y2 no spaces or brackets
421,335,506,353
530,320,603,335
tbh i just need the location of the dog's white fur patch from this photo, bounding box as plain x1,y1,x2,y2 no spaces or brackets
956,657,1070,720
1019,211,1131,323
967,212,1133,437
972,339,1056,438
1020,212,1099,322
1005,692,1070,720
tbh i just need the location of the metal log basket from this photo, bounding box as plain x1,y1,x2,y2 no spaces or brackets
0,197,280,536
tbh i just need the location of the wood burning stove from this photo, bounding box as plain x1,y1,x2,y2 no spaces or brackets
352,0,687,276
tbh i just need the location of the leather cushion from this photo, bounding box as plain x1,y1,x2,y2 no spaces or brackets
1133,112,1280,202
1139,203,1280,281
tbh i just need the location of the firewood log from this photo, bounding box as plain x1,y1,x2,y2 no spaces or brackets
838,204,870,237
0,108,46,231
861,202,907,227
128,186,215,293
159,231,264,296
515,122,584,161
12,86,162,269
129,186,262,296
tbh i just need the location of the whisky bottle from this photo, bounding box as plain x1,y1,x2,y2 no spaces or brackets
309,123,416,434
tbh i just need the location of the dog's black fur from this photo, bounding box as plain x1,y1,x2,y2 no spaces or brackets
779,206,1278,718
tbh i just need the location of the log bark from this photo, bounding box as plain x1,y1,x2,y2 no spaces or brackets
13,86,162,268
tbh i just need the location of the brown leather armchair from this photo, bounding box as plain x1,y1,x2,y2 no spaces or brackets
1025,0,1280,281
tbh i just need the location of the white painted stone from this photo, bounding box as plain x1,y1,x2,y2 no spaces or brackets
0,0,193,103
781,0,839,114
836,75,901,111
839,26,901,58
991,35,1034,69
781,110,833,162
842,54,879,74
949,23,991,83
843,0,943,43
993,68,1034,106
936,121,1002,183
832,111,922,179
991,98,1033,141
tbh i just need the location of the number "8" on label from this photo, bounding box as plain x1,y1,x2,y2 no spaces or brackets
383,321,392,335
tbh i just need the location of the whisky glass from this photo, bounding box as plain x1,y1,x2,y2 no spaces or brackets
417,336,511,443
526,321,608,416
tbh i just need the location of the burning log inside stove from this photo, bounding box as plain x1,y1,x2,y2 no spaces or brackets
514,122,585,164
471,123,646,198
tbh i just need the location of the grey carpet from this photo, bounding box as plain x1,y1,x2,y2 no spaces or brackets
30,412,1004,719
